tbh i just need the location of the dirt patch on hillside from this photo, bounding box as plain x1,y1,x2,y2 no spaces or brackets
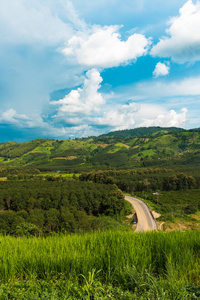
152,211,161,219
121,144,130,149
95,144,109,148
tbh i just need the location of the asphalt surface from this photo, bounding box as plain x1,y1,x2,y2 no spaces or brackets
125,195,158,232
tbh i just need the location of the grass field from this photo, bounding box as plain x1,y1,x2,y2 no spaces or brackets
39,172,80,178
0,230,200,299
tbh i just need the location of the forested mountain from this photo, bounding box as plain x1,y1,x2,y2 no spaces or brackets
0,127,200,171
96,126,185,139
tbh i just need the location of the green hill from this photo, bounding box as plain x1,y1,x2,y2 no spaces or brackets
0,127,200,172
96,126,185,139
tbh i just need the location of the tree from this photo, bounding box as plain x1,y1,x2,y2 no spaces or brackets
45,208,59,232
14,222,41,237
60,206,76,233
29,209,45,229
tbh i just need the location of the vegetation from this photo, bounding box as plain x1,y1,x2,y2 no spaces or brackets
0,231,200,299
80,168,198,190
0,179,131,236
96,126,184,139
0,127,200,171
0,127,200,298
141,189,200,222
80,169,200,226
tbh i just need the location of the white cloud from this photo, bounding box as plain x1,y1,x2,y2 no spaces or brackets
65,0,87,31
151,0,200,63
60,124,97,138
0,109,29,126
0,95,189,140
51,68,105,119
63,25,151,68
0,0,74,45
139,107,188,127
48,67,190,133
129,76,200,100
0,108,79,138
91,103,188,130
91,103,138,129
153,62,170,77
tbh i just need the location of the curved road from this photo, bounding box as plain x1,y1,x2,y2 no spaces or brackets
125,195,157,232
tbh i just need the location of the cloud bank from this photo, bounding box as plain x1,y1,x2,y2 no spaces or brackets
139,107,188,127
48,69,188,136
0,69,189,139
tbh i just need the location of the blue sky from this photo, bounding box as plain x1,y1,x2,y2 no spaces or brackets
0,0,200,142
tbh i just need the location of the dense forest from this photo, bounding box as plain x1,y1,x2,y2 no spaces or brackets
79,168,200,220
79,168,198,193
0,179,130,236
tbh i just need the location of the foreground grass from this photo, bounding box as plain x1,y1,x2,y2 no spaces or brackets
0,231,200,299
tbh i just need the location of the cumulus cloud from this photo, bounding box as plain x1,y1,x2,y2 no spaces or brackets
91,103,188,130
48,67,190,135
153,62,170,77
139,107,188,127
51,68,105,121
63,25,151,68
151,0,200,63
91,103,138,130
0,103,188,141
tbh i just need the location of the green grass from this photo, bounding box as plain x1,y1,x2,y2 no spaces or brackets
32,146,53,154
0,231,199,283
0,177,7,181
0,230,199,298
131,149,156,158
108,143,129,153
85,143,98,150
38,172,80,178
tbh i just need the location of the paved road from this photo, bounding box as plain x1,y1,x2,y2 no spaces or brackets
125,195,157,232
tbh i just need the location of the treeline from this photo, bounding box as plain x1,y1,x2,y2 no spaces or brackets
96,126,184,140
79,169,198,193
0,168,40,177
0,180,130,236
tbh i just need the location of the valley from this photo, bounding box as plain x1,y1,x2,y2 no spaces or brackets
0,126,200,298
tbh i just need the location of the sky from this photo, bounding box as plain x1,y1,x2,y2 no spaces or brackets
0,0,200,142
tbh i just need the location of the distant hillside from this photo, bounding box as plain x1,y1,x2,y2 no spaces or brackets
96,126,185,139
0,127,200,172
